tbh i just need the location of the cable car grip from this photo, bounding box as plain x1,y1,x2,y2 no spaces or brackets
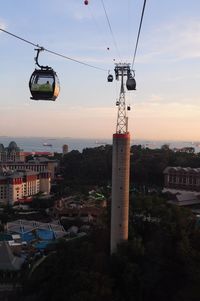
34,47,51,70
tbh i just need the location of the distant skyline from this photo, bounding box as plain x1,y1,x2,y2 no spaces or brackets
1,0,200,140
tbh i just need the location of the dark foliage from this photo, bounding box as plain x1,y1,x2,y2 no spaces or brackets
16,146,200,300
58,146,112,195
21,196,200,301
59,145,200,194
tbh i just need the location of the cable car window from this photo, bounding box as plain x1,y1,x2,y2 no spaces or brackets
31,75,54,92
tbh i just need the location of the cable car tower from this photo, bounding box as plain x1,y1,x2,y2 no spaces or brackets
111,63,135,254
115,63,130,134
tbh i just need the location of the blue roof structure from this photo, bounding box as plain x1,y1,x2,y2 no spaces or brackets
6,219,67,246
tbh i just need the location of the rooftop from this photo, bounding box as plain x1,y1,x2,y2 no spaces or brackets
164,166,200,173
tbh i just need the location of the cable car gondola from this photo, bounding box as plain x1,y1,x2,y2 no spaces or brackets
29,48,60,101
29,69,60,101
126,70,136,91
107,74,113,82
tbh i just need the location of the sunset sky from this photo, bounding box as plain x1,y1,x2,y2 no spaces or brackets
1,0,200,141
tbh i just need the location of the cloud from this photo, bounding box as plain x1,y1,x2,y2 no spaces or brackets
0,19,7,31
146,94,164,104
73,11,92,21
128,101,200,141
134,101,200,119
138,18,200,63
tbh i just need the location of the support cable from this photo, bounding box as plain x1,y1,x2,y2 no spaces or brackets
87,5,109,51
0,28,108,72
100,0,122,61
87,4,116,69
131,0,147,69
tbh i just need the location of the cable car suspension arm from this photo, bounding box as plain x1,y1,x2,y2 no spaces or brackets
34,47,51,70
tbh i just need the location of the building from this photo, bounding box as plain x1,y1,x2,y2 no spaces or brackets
0,141,55,163
25,157,58,179
19,151,54,162
0,158,58,179
0,141,21,162
62,144,68,155
0,170,51,205
0,141,58,178
0,241,24,270
172,147,195,153
163,166,200,206
164,166,200,192
6,219,67,243
53,201,103,223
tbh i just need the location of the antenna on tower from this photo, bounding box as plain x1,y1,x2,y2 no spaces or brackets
114,63,136,134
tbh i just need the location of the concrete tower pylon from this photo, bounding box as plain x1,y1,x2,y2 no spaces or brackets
111,63,131,254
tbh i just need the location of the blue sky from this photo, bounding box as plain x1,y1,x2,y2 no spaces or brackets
1,0,200,141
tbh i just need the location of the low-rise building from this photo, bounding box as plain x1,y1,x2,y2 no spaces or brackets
0,141,21,162
0,158,58,179
0,141,58,179
0,141,55,163
0,170,51,205
163,166,200,192
163,166,200,206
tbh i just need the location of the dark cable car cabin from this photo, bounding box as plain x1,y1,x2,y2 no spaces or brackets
29,48,60,101
127,105,131,111
29,69,60,101
116,100,119,106
126,76,136,91
107,74,113,82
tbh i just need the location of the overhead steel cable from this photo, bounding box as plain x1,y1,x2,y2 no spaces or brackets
0,28,39,48
100,0,122,61
131,0,147,69
0,28,108,72
87,5,109,50
86,4,115,69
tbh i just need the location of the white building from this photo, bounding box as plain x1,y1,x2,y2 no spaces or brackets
0,170,51,205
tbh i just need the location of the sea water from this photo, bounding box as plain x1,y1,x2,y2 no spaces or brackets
0,136,198,153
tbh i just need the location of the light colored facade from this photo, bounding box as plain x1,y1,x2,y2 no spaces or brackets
39,172,51,194
0,159,58,179
111,133,130,253
0,141,21,162
0,170,51,205
0,141,54,163
62,144,68,155
0,141,58,179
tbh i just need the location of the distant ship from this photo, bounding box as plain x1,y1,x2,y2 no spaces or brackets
43,143,52,147
95,140,107,145
191,142,200,147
